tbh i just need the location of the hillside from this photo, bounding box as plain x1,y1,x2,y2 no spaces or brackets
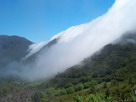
0,35,32,69
0,33,136,102
32,33,136,102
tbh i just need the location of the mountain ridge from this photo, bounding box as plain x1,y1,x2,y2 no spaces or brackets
0,35,32,69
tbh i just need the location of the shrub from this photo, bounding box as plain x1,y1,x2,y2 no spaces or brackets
73,95,84,102
75,84,84,91
131,94,136,102
46,87,57,97
87,93,117,102
89,86,97,94
103,82,107,88
111,80,117,86
66,87,75,94
84,81,97,89
56,88,67,95
84,82,91,89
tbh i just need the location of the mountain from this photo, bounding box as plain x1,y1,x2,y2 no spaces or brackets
0,35,32,69
0,0,135,80
0,33,136,102
49,33,136,86
36,33,136,102
0,0,136,101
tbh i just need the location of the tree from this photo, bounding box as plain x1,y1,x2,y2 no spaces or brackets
66,87,75,94
46,87,57,97
84,81,97,89
58,89,67,95
75,84,84,91
73,95,84,102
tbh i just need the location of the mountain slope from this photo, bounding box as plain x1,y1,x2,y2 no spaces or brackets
37,33,136,102
0,34,136,102
0,35,32,68
47,33,136,87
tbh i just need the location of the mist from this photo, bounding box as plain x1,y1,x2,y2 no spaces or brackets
3,0,136,81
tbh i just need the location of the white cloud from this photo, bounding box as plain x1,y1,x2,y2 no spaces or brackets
6,0,136,81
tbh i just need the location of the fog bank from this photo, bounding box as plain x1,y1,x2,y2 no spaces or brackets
5,0,136,81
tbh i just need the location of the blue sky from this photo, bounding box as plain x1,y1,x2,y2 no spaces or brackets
0,0,115,42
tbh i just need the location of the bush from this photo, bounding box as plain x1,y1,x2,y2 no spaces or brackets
131,94,136,102
66,87,75,94
89,86,97,94
46,87,57,97
84,81,97,89
87,93,116,102
75,84,84,91
111,80,117,86
84,82,91,89
56,88,67,96
103,82,107,88
73,95,84,102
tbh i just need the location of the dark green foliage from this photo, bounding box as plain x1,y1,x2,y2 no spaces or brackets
105,89,110,99
103,82,107,88
83,81,97,89
75,84,84,91
86,93,117,102
111,80,118,86
89,86,97,94
73,95,84,102
66,87,75,94
46,87,57,97
83,82,91,89
128,77,133,84
58,89,67,95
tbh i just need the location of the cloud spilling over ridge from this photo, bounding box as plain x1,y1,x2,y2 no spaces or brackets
15,0,136,81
